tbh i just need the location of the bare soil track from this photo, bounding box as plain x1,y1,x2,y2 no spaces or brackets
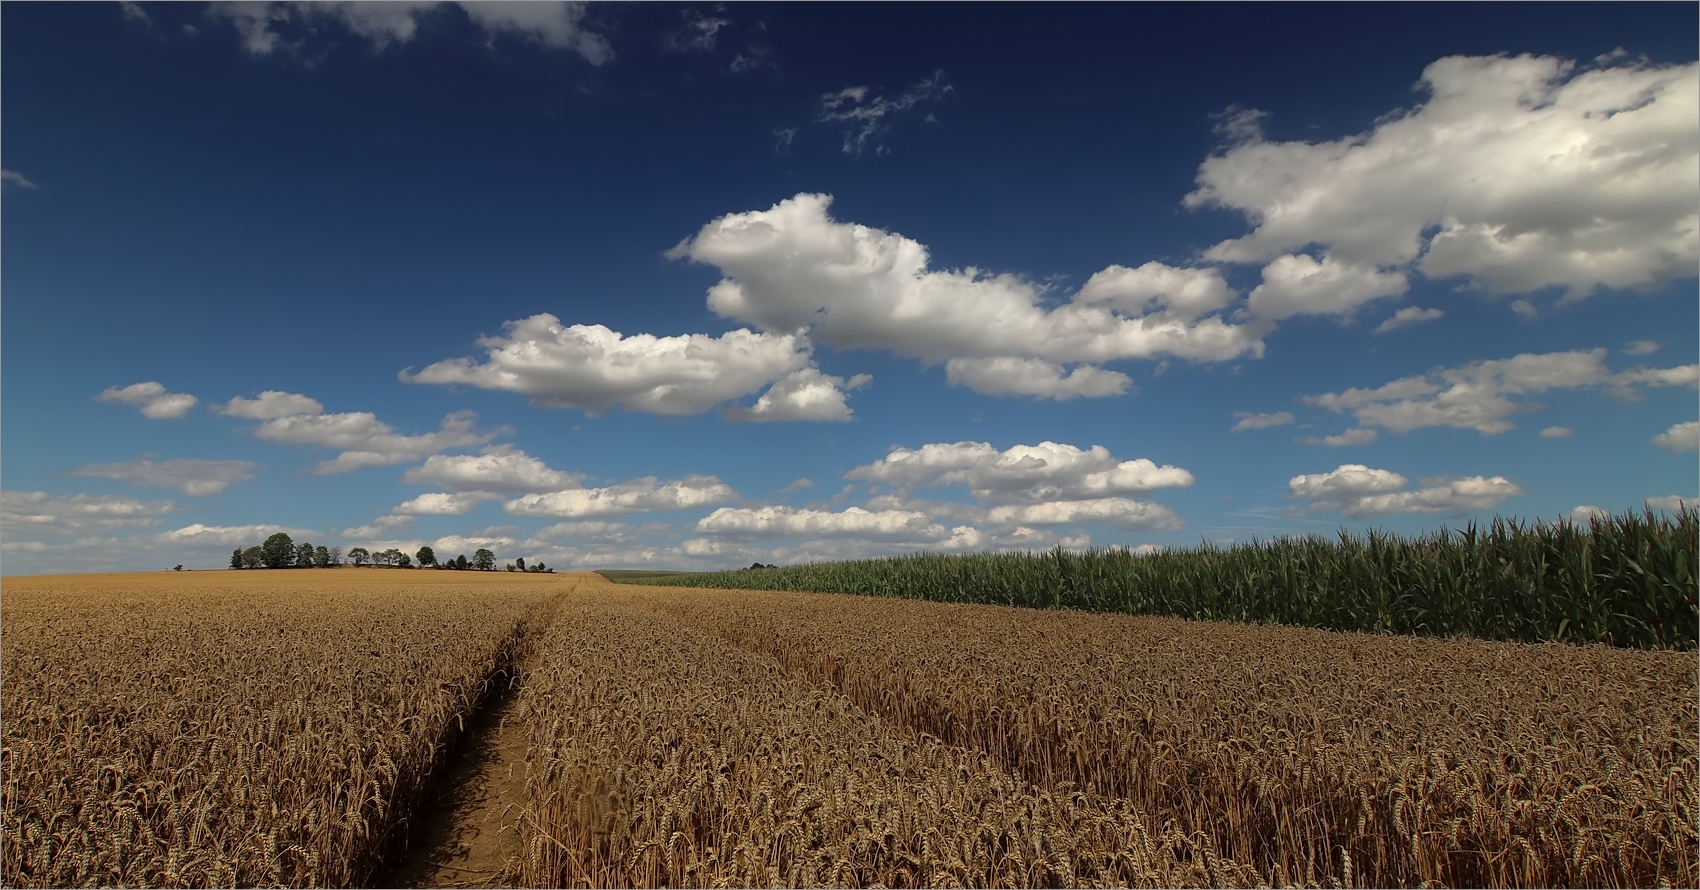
384,674,531,888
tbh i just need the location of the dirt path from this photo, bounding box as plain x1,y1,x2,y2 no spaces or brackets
384,668,533,888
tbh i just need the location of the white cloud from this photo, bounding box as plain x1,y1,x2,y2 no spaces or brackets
433,532,518,555
219,390,501,472
529,520,643,546
1,491,174,534
724,368,872,422
1288,464,1523,518
670,194,1263,398
1076,263,1238,323
341,515,415,538
818,70,951,155
1187,53,1699,301
72,457,258,496
662,9,727,52
1303,428,1378,447
404,315,818,417
2,169,36,189
1539,426,1574,438
217,390,324,419
1244,253,1409,322
98,381,197,419
1569,505,1610,522
778,478,814,493
847,440,1193,506
985,498,1183,530
1304,348,1699,435
1652,420,1700,453
391,492,501,516
1373,306,1445,334
944,357,1131,399
695,505,949,541
505,475,737,518
154,523,318,547
1231,410,1294,432
1625,339,1661,356
207,1,612,63
1646,495,1696,513
1510,299,1540,320
401,445,582,493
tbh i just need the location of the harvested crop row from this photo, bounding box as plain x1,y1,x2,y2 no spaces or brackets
0,571,562,888
509,592,1260,888
615,581,1700,888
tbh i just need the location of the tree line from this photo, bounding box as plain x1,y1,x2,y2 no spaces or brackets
229,532,549,572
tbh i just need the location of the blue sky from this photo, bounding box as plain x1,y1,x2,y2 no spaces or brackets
4,2,1696,574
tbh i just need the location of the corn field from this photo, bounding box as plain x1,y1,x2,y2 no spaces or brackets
628,506,1700,649
0,571,560,887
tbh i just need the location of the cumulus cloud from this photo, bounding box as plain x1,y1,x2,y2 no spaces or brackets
818,70,951,155
433,531,519,555
2,491,174,534
404,315,824,418
695,505,949,541
847,440,1193,506
1231,411,1294,432
98,382,197,419
1304,348,1699,435
1187,53,1698,302
1287,464,1523,518
2,168,36,189
1302,428,1378,447
724,368,872,422
391,491,502,515
1244,254,1409,322
402,445,582,493
154,523,318,547
72,457,258,496
669,193,1262,399
1646,495,1696,513
341,515,415,538
1569,505,1610,522
985,498,1182,530
944,357,1131,399
1625,339,1661,356
1652,420,1699,453
529,520,647,546
216,390,324,419
1374,306,1445,334
505,475,737,518
219,390,502,473
207,1,612,63
1539,426,1574,438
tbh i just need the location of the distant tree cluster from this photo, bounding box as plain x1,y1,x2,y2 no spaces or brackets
229,534,340,570
229,536,535,573
745,562,779,570
504,557,553,573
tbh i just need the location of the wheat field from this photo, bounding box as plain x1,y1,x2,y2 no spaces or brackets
1,570,562,887
3,570,1694,888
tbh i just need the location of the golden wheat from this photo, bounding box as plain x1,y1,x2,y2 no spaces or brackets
606,580,1698,888
1,570,561,888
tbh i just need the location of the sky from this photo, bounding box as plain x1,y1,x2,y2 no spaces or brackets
3,2,1697,575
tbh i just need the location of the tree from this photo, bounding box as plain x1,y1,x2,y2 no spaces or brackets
515,557,526,571
295,542,316,568
241,546,264,569
173,565,184,572
314,545,330,567
349,547,370,566
231,549,244,570
397,553,412,568
416,546,436,568
328,546,343,566
456,554,469,570
261,533,295,569
473,548,496,571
